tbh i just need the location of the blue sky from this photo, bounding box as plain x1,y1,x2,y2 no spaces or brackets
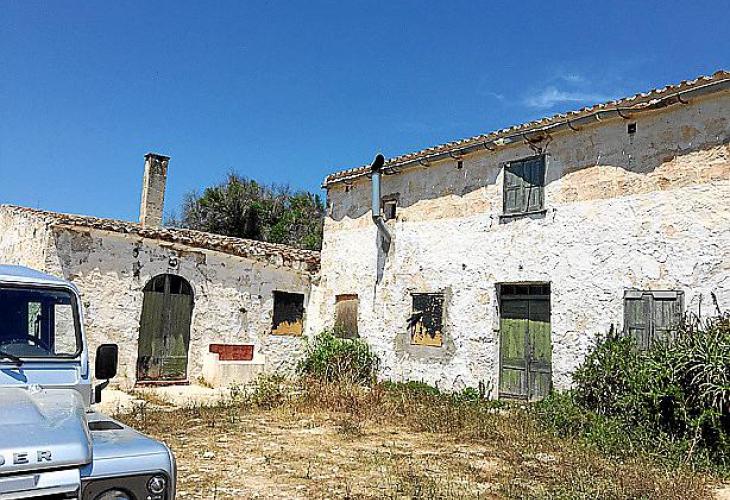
1,1,728,222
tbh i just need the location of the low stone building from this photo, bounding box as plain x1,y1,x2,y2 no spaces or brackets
0,154,319,388
307,71,730,399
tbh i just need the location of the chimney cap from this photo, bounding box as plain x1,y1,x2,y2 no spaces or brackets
145,152,171,161
370,153,385,172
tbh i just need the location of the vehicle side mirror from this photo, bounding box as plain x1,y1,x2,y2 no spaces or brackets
94,344,118,403
95,344,118,379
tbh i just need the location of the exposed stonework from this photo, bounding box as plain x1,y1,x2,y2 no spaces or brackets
307,84,730,395
1,205,320,273
139,153,169,228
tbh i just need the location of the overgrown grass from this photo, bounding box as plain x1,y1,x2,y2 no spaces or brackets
118,376,714,498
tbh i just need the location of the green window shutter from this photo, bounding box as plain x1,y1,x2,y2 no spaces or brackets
624,293,650,350
503,162,526,214
651,291,683,343
624,290,683,349
503,156,545,215
525,157,546,212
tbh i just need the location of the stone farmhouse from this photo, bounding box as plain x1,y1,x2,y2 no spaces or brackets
306,70,730,400
1,70,728,398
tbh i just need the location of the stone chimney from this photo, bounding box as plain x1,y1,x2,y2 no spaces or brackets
139,153,170,228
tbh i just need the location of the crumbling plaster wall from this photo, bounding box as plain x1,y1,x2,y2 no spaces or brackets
308,91,730,394
44,228,311,388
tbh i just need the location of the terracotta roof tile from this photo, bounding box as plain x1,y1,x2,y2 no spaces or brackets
323,70,730,187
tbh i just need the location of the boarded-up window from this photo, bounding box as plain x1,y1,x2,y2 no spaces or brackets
272,291,305,336
503,155,546,215
409,293,444,347
334,294,359,339
624,290,683,350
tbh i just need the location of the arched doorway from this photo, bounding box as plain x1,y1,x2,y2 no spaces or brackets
137,274,194,382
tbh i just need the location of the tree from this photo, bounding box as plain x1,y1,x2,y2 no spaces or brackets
171,173,324,251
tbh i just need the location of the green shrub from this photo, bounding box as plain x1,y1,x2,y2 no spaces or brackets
557,312,730,470
298,330,379,384
536,391,652,456
572,328,644,418
248,374,288,409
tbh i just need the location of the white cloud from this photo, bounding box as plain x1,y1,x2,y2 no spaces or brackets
523,86,615,109
484,91,505,101
558,73,587,84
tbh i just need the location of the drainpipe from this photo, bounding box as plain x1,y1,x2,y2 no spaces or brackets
370,154,391,245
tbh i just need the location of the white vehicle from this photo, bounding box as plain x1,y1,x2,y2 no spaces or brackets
0,265,176,500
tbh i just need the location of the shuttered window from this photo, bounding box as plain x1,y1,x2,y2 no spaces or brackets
624,290,684,350
503,156,546,215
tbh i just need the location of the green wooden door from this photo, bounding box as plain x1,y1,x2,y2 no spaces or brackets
137,291,166,380
527,299,552,400
137,275,193,382
499,299,529,397
499,292,551,401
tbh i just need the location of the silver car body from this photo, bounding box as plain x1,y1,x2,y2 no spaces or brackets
0,265,176,499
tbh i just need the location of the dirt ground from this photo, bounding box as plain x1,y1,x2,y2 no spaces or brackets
125,407,501,498
107,385,729,500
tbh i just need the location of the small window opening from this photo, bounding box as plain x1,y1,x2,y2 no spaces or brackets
409,293,444,347
457,160,464,169
383,199,397,221
272,291,305,336
627,122,637,135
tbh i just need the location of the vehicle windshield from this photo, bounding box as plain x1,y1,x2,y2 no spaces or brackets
0,286,81,358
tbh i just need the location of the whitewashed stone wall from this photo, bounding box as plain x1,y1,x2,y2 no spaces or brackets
0,209,312,388
307,91,730,394
0,208,54,270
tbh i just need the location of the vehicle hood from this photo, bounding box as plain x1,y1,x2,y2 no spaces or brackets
0,386,91,475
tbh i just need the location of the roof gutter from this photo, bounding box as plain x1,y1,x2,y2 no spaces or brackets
325,77,730,187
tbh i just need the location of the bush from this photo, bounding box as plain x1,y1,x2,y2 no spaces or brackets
572,328,644,417
248,374,289,409
554,312,730,470
536,391,653,456
298,330,379,384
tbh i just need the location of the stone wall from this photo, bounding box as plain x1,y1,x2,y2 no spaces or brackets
0,207,54,269
307,91,730,394
48,228,312,387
